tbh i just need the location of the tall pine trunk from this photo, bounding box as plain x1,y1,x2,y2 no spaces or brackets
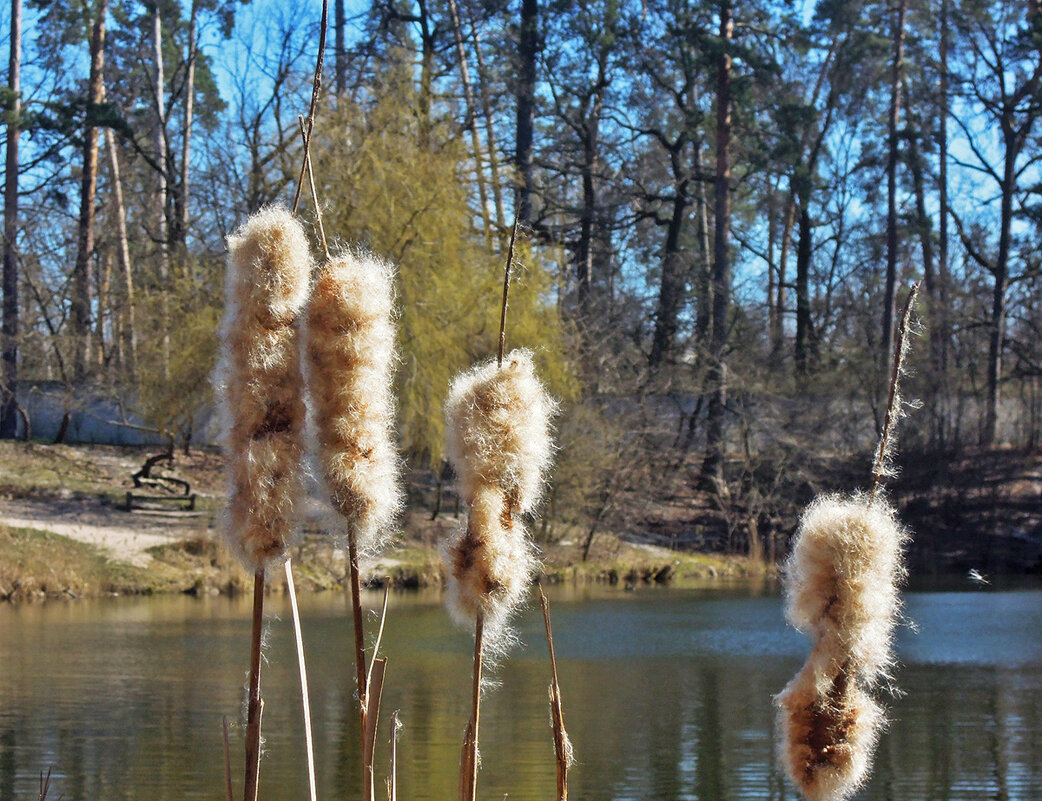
153,6,171,379
1,0,21,438
71,0,108,383
882,0,907,375
105,127,136,383
515,0,538,224
702,0,733,485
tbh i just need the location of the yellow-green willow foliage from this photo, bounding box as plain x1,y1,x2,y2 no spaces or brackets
310,70,574,468
776,494,908,801
217,207,312,569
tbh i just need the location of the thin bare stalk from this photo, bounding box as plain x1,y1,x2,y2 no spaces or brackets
870,282,920,500
293,0,328,215
222,716,233,801
243,569,266,801
285,559,318,801
361,583,391,801
38,768,52,801
497,213,519,367
297,115,329,258
540,588,571,801
365,583,390,694
459,613,484,801
347,534,374,801
388,711,401,801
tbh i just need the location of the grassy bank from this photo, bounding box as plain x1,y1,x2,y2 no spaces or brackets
0,522,766,603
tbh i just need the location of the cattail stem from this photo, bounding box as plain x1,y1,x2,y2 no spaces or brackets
297,115,329,259
497,213,519,368
388,711,401,801
540,588,570,801
347,533,373,801
222,716,233,801
293,0,328,215
871,282,920,500
285,560,317,801
243,569,266,801
459,613,484,801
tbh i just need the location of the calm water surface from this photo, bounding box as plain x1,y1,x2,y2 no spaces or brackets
0,581,1039,800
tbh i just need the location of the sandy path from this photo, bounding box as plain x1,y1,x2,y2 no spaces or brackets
0,497,212,568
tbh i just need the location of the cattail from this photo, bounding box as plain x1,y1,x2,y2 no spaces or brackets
304,250,402,552
443,348,557,643
218,206,312,570
776,494,908,801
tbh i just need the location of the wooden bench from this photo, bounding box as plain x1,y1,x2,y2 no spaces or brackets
125,491,197,512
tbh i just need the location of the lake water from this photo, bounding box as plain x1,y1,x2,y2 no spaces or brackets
0,581,1039,800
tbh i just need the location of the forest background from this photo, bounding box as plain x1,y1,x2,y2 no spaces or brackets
2,0,1041,576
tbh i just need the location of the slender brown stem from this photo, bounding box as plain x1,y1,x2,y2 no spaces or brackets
540,588,570,801
222,716,233,801
293,0,328,214
460,613,485,801
243,569,266,801
285,560,317,801
297,115,329,258
347,533,371,800
871,282,921,500
388,711,401,801
497,213,519,368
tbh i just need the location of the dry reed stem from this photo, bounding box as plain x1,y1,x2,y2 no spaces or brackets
285,559,317,801
540,588,573,801
497,212,519,368
364,657,387,800
292,0,327,215
297,115,329,259
222,716,233,801
38,768,51,801
871,283,920,500
388,711,402,801
243,569,266,801
459,614,485,801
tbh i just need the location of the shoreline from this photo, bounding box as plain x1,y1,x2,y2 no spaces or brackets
0,523,767,603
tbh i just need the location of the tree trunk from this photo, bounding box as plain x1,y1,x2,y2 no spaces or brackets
415,0,435,147
794,202,812,376
515,0,538,224
175,0,198,253
882,0,907,373
694,139,712,350
1,0,22,438
701,0,733,485
470,18,506,229
650,162,689,368
153,6,171,379
105,127,136,383
576,108,601,316
335,0,346,95
71,0,108,383
984,129,1016,446
447,0,491,238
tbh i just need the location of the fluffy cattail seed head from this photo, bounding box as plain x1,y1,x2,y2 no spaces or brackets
304,251,402,552
445,349,557,513
776,493,908,801
218,206,312,570
785,495,908,678
442,349,557,647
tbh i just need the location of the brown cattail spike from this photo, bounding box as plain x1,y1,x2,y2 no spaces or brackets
443,348,557,649
304,250,402,553
219,206,312,570
776,494,908,801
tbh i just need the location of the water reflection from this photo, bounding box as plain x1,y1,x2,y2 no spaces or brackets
0,583,1039,800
